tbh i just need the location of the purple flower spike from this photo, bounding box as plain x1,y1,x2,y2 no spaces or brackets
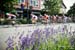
44,28,50,38
19,33,24,39
6,36,14,50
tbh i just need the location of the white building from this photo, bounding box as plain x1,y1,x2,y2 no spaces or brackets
40,0,45,10
59,1,67,14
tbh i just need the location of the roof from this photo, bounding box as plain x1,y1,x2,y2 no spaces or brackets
61,0,67,9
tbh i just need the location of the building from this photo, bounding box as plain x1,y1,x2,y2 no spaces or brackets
13,0,67,15
59,1,67,14
14,0,41,11
13,0,43,17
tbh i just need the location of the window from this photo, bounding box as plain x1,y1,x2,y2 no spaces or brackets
31,0,38,7
22,0,24,2
18,0,24,3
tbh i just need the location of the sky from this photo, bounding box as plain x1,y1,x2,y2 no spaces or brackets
63,0,75,12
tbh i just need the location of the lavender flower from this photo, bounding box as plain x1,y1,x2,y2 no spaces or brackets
5,24,75,50
19,33,24,39
6,36,14,50
44,28,50,38
70,37,75,47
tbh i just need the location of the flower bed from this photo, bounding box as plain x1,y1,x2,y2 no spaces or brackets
5,24,75,50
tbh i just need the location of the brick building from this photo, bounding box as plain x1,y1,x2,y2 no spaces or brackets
13,0,67,15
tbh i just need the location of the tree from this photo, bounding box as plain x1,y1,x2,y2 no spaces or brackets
67,3,75,16
0,0,18,12
43,0,62,15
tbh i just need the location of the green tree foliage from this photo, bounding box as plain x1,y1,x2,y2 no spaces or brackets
43,0,62,15
67,3,75,16
0,0,18,12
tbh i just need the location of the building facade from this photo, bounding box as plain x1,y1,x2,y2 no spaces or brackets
59,2,67,14
13,0,66,14
14,0,42,10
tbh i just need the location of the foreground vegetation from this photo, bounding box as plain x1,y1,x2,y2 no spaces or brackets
5,25,75,50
